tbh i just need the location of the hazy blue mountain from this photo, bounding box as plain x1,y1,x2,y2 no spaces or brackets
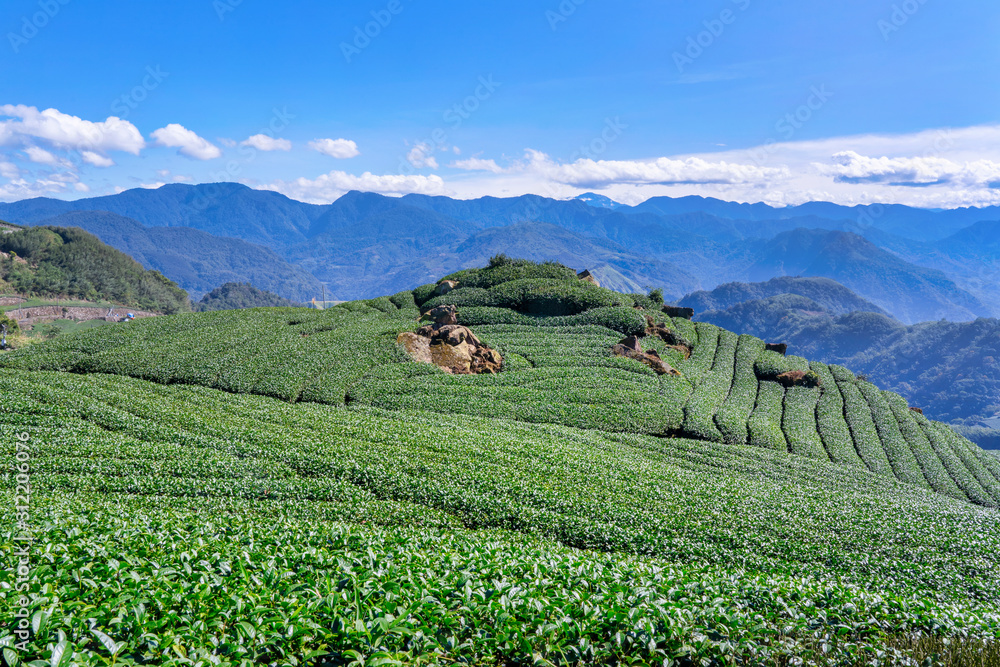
629,195,1000,241
34,211,323,301
574,192,623,209
0,183,325,248
2,184,998,314
743,229,989,323
679,276,891,317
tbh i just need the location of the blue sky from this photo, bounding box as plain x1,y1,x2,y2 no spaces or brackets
1,0,998,206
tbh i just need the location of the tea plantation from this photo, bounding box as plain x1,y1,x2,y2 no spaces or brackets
2,259,999,666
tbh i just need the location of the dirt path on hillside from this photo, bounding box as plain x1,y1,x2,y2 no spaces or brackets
11,306,160,328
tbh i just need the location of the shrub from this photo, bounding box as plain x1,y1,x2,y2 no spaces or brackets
412,283,438,307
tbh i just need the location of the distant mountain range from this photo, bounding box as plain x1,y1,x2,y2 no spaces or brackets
1,183,998,323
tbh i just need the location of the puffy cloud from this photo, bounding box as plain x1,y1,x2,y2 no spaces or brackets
81,151,115,168
406,142,438,169
818,150,1000,188
241,134,292,152
525,150,789,188
23,145,69,166
150,124,222,160
0,176,79,202
0,161,19,179
261,170,447,204
0,104,144,154
451,157,506,174
308,138,360,159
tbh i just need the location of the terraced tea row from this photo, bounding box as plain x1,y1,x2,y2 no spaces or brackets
2,369,999,664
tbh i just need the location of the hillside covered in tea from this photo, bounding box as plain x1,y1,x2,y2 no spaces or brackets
2,258,998,666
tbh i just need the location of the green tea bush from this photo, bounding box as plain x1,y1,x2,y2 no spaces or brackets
748,381,788,451
389,289,417,311
754,351,811,381
715,335,764,445
782,386,827,460
412,282,438,306
839,380,895,478
443,260,578,289
682,330,738,442
810,362,866,468
857,381,929,489
883,391,967,500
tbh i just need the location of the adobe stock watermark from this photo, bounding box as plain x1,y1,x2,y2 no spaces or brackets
110,66,169,119
746,84,834,167
213,0,243,21
878,0,930,41
673,0,752,73
192,106,295,210
567,116,628,163
341,0,407,64
546,0,587,31
12,431,34,653
397,75,501,175
7,0,71,53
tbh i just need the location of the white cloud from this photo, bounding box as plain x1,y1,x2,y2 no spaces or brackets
81,150,115,168
525,150,789,188
261,170,447,204
155,169,193,183
23,146,68,166
308,138,360,159
436,123,1000,209
0,177,77,202
0,161,19,179
150,124,222,160
406,142,438,169
74,182,90,192
817,150,1000,188
0,104,144,154
241,134,292,152
451,157,506,174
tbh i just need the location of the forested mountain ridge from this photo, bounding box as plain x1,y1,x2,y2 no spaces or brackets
1,184,996,322
0,225,189,314
34,210,323,301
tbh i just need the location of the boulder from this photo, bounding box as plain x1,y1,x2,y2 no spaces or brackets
423,304,458,325
776,370,821,388
577,269,600,287
436,280,459,296
910,407,924,415
643,318,693,358
663,306,694,320
612,336,681,376
765,343,788,356
618,335,643,352
398,319,502,375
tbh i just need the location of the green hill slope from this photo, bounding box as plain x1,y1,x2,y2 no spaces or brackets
2,258,999,664
0,225,189,314
6,260,997,508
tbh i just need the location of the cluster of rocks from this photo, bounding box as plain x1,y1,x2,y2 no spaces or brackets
612,335,681,376
775,370,822,388
397,305,503,375
643,315,693,358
